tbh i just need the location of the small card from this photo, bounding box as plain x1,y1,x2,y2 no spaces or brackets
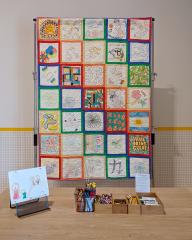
135,173,150,193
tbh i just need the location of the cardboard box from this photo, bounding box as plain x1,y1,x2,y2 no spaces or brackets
112,198,128,214
127,195,141,215
94,203,112,214
137,192,165,215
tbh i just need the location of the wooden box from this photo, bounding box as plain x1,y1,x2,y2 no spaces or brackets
137,192,165,215
94,203,112,214
127,195,141,215
112,198,128,214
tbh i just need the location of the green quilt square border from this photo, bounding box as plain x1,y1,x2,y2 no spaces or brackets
128,64,151,87
84,132,106,156
106,41,128,64
39,87,60,110
61,110,83,133
83,18,106,40
106,156,128,179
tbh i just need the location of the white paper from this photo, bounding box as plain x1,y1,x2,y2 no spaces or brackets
8,167,49,205
135,173,150,193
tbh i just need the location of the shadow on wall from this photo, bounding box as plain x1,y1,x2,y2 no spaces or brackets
152,87,180,187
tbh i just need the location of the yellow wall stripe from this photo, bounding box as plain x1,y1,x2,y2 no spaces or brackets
0,128,33,131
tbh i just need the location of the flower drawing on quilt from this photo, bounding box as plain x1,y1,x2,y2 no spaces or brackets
40,45,58,63
107,112,126,132
129,65,150,86
128,88,150,110
39,18,59,40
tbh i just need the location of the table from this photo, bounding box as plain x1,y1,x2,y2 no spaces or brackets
0,187,192,240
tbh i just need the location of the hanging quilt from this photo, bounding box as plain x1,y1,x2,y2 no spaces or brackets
37,17,153,180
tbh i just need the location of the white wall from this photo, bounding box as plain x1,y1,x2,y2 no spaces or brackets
0,0,192,127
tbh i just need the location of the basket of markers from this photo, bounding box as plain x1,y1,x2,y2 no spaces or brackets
74,182,96,212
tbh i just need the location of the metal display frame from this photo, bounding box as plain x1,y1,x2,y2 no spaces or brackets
33,17,156,185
